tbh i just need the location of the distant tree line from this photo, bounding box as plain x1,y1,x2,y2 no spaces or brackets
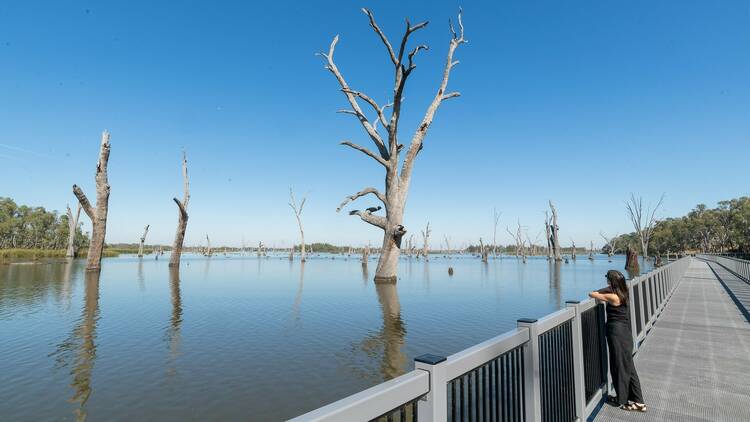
0,197,88,250
615,196,750,255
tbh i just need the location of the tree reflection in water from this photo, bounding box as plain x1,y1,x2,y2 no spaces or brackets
165,267,183,380
137,259,145,292
347,282,407,382
50,270,100,422
548,261,562,309
292,262,305,325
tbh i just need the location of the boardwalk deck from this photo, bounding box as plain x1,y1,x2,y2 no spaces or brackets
593,260,750,422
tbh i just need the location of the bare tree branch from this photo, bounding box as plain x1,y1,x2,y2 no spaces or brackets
72,185,95,221
349,209,387,229
362,8,398,67
318,36,390,159
337,187,387,212
340,141,389,167
399,8,467,183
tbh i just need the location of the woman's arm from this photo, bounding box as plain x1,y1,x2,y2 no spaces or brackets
589,291,621,306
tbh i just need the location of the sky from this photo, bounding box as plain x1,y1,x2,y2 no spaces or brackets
1,0,748,249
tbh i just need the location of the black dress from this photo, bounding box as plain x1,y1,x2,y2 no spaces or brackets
606,300,644,405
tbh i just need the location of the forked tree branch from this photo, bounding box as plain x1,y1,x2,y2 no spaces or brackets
362,8,398,67
336,187,387,212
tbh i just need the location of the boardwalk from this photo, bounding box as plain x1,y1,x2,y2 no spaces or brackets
594,260,750,422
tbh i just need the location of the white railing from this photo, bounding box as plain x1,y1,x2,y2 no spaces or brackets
290,257,692,422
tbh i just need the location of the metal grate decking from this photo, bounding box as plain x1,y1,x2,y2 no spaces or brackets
593,260,750,422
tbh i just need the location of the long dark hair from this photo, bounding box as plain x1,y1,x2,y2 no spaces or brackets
606,270,629,305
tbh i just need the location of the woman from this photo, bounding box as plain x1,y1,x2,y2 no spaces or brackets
589,270,647,412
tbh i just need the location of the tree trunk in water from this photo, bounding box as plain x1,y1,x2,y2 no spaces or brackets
138,225,150,258
206,235,212,257
421,222,431,262
289,188,307,262
72,131,111,271
169,152,189,267
375,223,406,283
545,211,552,261
625,246,639,272
549,201,562,261
66,204,82,258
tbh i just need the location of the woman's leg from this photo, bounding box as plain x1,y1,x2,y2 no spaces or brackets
607,334,629,405
626,358,644,404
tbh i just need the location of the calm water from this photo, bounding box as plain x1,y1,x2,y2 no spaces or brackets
0,253,649,421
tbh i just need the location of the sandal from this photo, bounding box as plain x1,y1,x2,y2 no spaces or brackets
620,402,647,412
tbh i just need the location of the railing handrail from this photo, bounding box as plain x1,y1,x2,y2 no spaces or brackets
290,256,692,421
444,327,529,381
289,370,429,422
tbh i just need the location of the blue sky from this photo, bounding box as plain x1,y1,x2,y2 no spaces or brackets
1,0,748,248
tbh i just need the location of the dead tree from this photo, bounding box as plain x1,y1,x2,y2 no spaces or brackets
444,235,451,256
548,201,562,261
206,235,212,257
479,238,489,263
600,231,618,261
65,204,82,258
289,188,307,262
506,220,524,258
324,8,467,283
72,131,111,271
571,239,576,260
169,152,189,267
421,222,431,261
493,208,501,257
625,193,665,259
138,225,150,258
544,211,552,260
625,245,640,272
362,243,371,265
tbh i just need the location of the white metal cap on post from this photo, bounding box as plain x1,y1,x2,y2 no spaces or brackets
414,353,448,422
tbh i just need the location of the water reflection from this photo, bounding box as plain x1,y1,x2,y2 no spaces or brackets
166,267,183,378
350,283,407,381
137,259,145,292
0,259,82,313
292,262,305,324
51,270,100,422
548,261,562,308
361,261,369,285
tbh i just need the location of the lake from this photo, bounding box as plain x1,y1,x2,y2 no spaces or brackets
0,253,650,421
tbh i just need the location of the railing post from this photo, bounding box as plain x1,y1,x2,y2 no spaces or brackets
566,301,586,422
643,275,652,327
628,281,638,352
415,354,448,422
517,318,541,422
